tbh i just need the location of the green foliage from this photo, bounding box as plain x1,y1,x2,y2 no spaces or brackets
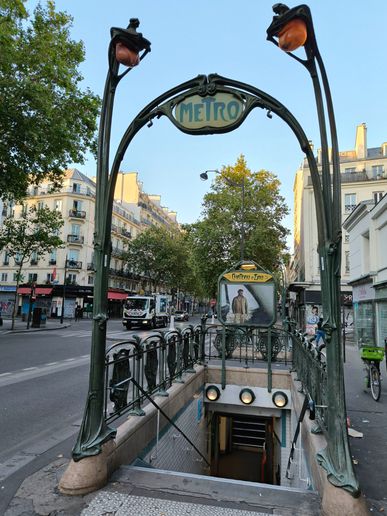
124,226,201,295
0,0,100,200
0,204,64,262
0,203,64,327
187,155,290,296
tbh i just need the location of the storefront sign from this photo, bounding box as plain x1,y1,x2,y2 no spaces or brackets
352,282,375,303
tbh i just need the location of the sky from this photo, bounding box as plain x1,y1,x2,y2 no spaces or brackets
26,1,387,250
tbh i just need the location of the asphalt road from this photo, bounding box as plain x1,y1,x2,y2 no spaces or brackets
0,317,199,513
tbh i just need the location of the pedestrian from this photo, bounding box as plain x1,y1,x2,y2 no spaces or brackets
315,317,325,346
75,304,81,322
232,288,248,324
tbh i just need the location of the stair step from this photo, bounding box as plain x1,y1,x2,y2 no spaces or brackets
111,465,321,515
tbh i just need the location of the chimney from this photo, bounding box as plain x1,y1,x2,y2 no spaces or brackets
355,123,367,159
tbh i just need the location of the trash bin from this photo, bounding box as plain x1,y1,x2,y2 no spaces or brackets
31,307,42,328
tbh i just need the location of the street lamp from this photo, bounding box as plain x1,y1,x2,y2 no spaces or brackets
267,4,359,495
200,169,246,262
72,19,151,461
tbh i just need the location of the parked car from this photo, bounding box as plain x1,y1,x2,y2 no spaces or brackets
174,310,189,321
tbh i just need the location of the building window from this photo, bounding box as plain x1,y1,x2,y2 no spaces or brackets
71,223,81,237
1,273,8,282
344,232,350,243
73,182,81,193
345,251,350,274
67,273,77,284
49,250,57,265
54,199,62,212
344,193,357,213
373,191,384,203
68,250,79,262
72,199,83,212
372,165,384,178
28,273,38,283
344,167,356,174
46,273,54,283
88,275,94,285
3,251,9,265
37,201,44,211
13,273,18,281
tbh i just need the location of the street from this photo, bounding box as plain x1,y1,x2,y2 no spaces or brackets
0,317,199,512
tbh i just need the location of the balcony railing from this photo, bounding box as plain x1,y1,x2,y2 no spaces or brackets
66,259,82,269
68,209,86,219
48,259,57,265
28,186,95,198
120,228,132,238
111,248,125,259
30,259,38,265
87,262,95,271
344,204,357,214
67,234,84,244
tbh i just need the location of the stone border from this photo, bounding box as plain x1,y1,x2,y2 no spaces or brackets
59,365,205,495
290,372,370,515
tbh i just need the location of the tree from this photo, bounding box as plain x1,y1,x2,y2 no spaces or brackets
0,205,64,329
124,226,190,294
0,0,100,200
187,155,290,296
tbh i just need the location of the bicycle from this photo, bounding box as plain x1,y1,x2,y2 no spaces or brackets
360,346,385,401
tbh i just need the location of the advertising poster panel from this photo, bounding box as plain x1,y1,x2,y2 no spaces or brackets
218,267,276,328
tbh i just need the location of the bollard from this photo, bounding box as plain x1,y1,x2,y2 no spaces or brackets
169,314,175,330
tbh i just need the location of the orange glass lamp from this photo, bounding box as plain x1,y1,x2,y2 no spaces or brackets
278,18,307,51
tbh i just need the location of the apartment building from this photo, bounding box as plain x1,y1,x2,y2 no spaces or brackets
114,172,178,229
0,169,179,318
289,123,387,325
343,195,387,348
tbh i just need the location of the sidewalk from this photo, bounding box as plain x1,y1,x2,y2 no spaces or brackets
0,317,72,334
344,340,387,513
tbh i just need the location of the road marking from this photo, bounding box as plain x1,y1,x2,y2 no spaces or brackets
0,356,90,388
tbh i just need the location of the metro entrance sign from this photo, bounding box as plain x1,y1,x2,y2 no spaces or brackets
217,261,276,328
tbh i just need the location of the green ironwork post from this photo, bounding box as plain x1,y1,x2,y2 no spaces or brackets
72,20,151,461
267,4,359,496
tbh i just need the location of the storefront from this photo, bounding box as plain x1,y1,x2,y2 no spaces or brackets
352,279,375,347
374,284,387,348
0,286,16,317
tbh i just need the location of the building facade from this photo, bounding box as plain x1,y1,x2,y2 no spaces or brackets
289,124,387,327
343,196,387,348
0,169,179,318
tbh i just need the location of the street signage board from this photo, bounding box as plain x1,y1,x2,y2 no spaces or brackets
217,263,277,328
174,91,245,131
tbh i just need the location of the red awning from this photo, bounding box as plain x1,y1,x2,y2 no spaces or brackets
18,287,31,295
17,287,53,296
108,291,127,300
35,287,53,296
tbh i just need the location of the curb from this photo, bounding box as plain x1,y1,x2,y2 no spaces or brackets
0,323,72,335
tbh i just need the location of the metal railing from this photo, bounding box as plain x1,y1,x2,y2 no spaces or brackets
68,209,86,219
105,326,200,423
67,234,84,244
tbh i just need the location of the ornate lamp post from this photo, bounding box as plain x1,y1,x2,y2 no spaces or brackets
267,4,359,495
72,19,151,461
200,169,246,262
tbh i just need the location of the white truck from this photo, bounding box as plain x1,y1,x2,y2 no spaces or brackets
122,294,169,330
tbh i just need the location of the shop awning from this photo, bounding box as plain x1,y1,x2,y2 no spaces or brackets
35,287,53,296
108,291,127,300
17,287,31,294
17,287,53,295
